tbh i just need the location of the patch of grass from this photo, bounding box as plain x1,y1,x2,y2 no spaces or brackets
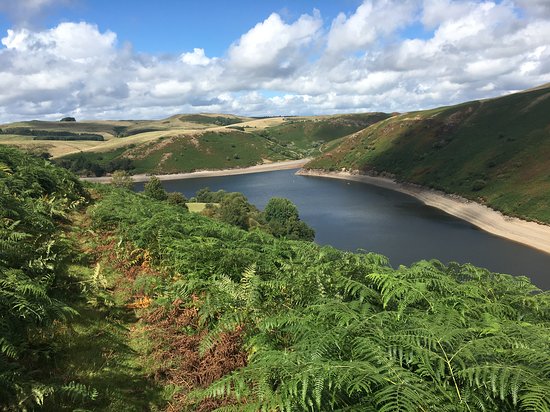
186,202,219,213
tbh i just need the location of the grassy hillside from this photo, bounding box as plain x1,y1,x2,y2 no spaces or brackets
2,113,387,176
258,113,391,152
0,114,252,158
306,85,550,224
3,146,550,411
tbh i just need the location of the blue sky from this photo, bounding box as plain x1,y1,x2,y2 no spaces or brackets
0,0,366,54
0,0,549,120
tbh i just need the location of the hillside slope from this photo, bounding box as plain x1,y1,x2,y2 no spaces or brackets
306,85,550,224
3,146,550,411
46,113,388,176
1,112,388,176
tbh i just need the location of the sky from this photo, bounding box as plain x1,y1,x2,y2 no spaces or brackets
0,0,549,121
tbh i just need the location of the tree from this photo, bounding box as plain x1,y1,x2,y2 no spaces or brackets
264,197,315,241
143,176,167,201
111,170,134,190
218,193,251,229
167,192,188,210
60,116,76,122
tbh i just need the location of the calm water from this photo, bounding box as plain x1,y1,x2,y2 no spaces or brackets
136,169,550,289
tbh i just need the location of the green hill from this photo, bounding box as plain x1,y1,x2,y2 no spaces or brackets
0,112,386,176
2,146,550,411
306,84,550,224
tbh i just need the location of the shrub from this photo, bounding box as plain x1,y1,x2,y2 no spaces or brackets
111,170,134,190
143,176,168,201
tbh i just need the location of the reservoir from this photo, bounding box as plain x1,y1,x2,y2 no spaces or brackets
137,169,550,289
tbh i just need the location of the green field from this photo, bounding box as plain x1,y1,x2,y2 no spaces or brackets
306,85,550,224
186,202,219,213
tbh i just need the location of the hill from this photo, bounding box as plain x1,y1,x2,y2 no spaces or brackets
305,84,550,224
2,146,550,411
0,113,389,176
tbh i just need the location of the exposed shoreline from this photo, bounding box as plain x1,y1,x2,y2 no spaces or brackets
297,169,550,255
81,158,311,183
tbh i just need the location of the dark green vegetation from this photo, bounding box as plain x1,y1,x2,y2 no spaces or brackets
258,113,391,154
0,129,104,141
0,147,99,408
2,147,550,411
306,84,550,224
190,188,314,239
177,114,247,126
1,120,132,136
121,130,291,174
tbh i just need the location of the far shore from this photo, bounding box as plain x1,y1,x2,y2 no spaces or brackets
80,158,311,183
297,169,550,255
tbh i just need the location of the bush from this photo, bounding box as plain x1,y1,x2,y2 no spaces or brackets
264,197,315,241
167,192,188,209
143,176,168,201
111,170,134,190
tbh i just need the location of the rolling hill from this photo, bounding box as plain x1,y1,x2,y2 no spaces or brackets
0,112,389,176
305,84,550,224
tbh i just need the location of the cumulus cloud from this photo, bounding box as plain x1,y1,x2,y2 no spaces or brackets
228,11,322,76
327,0,418,55
180,48,211,66
0,1,550,121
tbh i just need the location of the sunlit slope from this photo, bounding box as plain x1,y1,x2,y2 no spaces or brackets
0,114,252,157
47,113,388,175
306,85,550,223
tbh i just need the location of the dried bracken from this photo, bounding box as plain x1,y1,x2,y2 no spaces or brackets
143,299,247,411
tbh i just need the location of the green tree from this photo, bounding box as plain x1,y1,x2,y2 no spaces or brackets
218,193,251,229
264,197,315,241
167,192,188,210
111,170,134,190
143,176,167,201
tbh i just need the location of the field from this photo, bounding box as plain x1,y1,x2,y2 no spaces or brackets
186,202,219,213
306,85,550,224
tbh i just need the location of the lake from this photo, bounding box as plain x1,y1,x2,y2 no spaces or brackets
136,169,550,289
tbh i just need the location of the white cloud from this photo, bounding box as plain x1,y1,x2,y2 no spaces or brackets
0,1,549,122
2,22,117,60
228,12,322,75
326,0,418,55
514,0,550,18
180,48,211,66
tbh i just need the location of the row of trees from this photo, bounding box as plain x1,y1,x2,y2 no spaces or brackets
192,187,315,240
113,175,315,241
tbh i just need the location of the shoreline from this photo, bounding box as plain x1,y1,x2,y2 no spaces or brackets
297,169,550,255
81,158,311,183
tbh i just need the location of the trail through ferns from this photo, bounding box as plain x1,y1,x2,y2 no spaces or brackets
2,146,550,411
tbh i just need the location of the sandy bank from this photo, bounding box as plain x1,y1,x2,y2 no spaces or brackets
81,158,310,183
297,169,550,255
